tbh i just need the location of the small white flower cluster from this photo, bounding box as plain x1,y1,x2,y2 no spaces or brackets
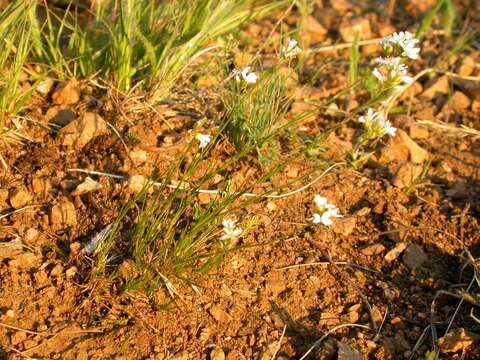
281,38,302,59
221,219,243,242
373,31,420,91
380,31,420,60
372,57,413,86
232,66,258,84
358,108,396,138
312,195,342,226
195,133,211,149
231,37,301,85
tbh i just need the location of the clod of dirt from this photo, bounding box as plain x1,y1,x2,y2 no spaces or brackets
127,174,150,193
50,200,77,228
173,351,190,360
32,177,52,195
379,129,429,164
456,79,480,101
265,272,286,296
300,15,327,46
71,177,102,196
400,81,423,100
210,348,226,360
409,124,429,139
339,17,372,42
333,217,356,236
392,162,423,188
360,243,385,256
52,79,81,105
0,237,24,260
447,91,471,112
46,106,77,127
472,100,480,112
384,242,408,262
402,243,427,270
50,264,64,277
58,112,108,149
337,342,363,360
24,228,39,242
129,147,148,164
0,188,8,210
209,304,232,322
457,55,476,77
331,0,353,12
421,76,449,100
36,78,54,96
8,186,32,209
65,266,77,278
437,328,478,353
446,180,468,199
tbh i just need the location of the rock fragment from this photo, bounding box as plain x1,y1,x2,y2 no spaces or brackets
361,243,386,256
393,162,423,188
384,242,408,262
58,112,108,149
448,91,471,112
339,17,372,42
333,217,356,236
210,348,225,360
457,56,476,77
52,79,80,105
421,76,449,99
209,305,232,322
438,328,478,353
9,187,32,209
265,272,285,296
50,200,77,228
337,343,363,360
379,129,429,164
403,243,427,270
71,177,102,196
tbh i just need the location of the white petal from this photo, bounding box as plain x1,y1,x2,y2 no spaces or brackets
320,212,333,226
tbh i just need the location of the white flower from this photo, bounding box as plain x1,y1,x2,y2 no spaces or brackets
358,108,396,137
281,38,302,58
373,57,413,86
232,66,258,84
380,31,420,60
312,195,342,226
195,133,211,149
221,219,243,242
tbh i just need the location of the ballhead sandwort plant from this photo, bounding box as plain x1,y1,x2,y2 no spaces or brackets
349,31,421,168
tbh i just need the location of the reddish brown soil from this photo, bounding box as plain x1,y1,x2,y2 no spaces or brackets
1,1,480,359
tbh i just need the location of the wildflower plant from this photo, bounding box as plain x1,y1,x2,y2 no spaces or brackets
367,31,420,99
349,31,421,168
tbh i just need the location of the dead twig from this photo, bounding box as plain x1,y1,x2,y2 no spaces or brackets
299,323,371,360
270,325,287,360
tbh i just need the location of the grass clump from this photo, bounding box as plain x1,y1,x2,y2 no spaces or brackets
0,2,36,121
27,0,285,98
224,68,293,164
